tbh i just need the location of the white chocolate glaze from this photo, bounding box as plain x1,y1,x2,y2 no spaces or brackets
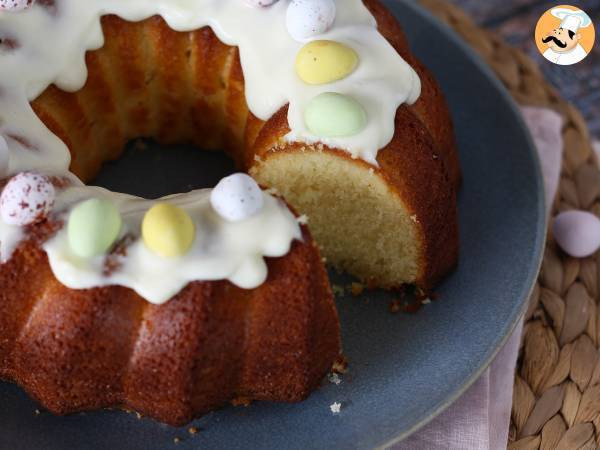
43,187,302,304
0,0,420,302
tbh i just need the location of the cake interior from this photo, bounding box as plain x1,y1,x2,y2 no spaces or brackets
30,15,422,289
251,151,419,286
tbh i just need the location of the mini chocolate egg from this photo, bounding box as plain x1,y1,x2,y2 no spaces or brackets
142,203,195,258
244,0,278,7
286,0,336,41
0,135,8,176
0,0,33,11
68,198,122,258
296,40,358,85
211,173,264,222
305,92,367,138
0,172,55,226
554,210,600,258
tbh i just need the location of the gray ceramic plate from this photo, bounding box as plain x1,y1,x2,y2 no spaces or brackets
0,1,546,449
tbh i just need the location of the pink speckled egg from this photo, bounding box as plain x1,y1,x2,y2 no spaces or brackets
0,135,8,177
0,0,33,12
244,0,278,7
553,210,600,258
0,172,55,226
286,0,336,41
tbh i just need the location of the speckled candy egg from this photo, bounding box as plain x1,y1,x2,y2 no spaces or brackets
286,0,336,41
554,210,600,258
142,203,195,258
68,198,122,258
0,0,34,12
0,172,55,226
211,173,264,222
0,135,9,177
244,0,278,7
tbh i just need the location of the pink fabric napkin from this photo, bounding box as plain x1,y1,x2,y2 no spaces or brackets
393,106,563,450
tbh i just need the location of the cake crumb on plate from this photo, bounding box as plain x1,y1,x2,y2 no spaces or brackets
389,299,402,314
231,397,252,407
332,284,345,297
328,373,342,385
332,355,348,374
350,282,364,296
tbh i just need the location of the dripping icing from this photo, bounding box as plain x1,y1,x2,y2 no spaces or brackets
42,187,302,304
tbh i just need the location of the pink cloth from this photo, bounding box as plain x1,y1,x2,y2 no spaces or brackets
393,106,564,450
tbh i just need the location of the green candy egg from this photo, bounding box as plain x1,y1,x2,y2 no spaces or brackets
304,92,367,138
68,198,122,258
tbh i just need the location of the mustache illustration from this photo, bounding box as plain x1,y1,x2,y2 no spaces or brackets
542,35,567,48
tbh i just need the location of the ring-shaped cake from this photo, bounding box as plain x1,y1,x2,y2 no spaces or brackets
0,0,459,425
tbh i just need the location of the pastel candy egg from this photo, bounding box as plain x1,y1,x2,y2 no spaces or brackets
68,198,122,258
0,172,55,226
211,173,264,222
286,0,336,41
296,40,358,85
0,0,33,11
244,0,278,7
142,203,195,258
305,92,367,138
554,210,600,258
0,135,8,176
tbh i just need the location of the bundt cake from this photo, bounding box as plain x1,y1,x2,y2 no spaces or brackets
0,0,460,425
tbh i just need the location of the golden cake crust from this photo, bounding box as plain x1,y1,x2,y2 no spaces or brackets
0,224,339,426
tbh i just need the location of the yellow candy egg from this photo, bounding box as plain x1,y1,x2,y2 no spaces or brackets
296,40,358,85
142,203,195,258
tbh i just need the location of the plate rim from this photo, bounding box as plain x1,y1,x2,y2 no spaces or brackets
378,1,548,447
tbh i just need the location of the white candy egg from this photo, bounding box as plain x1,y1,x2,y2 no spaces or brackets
0,172,55,226
244,0,278,7
554,210,600,258
286,0,336,41
0,0,33,12
211,173,264,222
0,135,8,177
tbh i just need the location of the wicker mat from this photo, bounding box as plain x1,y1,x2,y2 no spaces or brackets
418,1,600,449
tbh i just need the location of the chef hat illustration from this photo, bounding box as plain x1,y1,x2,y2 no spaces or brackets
551,8,593,33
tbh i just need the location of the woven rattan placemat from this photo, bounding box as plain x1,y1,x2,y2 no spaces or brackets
418,1,600,449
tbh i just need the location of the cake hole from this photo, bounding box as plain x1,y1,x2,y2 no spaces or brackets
92,138,236,199
29,16,246,189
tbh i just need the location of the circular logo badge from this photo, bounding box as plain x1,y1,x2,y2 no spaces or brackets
535,5,595,66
